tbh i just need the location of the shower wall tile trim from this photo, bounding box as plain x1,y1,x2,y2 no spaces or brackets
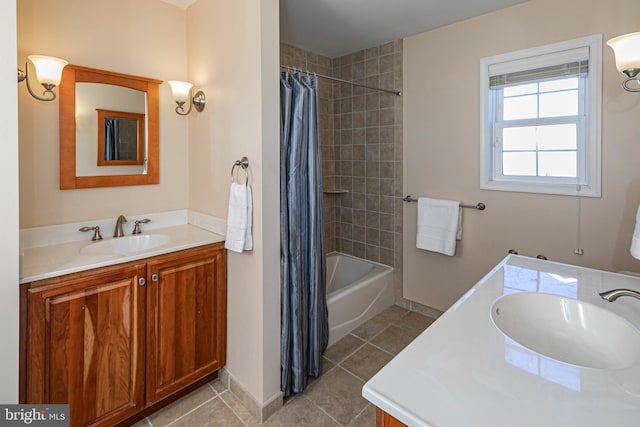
280,41,403,299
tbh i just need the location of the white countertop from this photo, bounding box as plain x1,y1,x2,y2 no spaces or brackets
21,224,224,284
363,255,640,427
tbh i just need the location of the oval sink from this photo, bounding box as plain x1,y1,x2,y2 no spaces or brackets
491,292,640,369
80,234,170,256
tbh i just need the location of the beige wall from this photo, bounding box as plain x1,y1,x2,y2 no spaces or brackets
18,0,189,227
403,0,640,311
187,0,281,406
0,0,20,403
18,0,281,408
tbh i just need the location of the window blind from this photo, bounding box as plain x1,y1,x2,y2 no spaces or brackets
489,46,589,88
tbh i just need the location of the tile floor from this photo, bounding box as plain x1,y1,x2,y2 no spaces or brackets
134,305,435,427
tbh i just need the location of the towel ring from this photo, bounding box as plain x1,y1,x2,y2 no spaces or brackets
231,157,249,185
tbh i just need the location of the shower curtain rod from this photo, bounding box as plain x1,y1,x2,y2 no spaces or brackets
280,64,401,96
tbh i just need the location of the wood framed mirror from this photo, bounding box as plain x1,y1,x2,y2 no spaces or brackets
59,64,162,189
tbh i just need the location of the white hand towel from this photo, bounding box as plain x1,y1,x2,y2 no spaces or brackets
631,204,640,260
243,185,253,251
416,197,462,256
225,183,253,253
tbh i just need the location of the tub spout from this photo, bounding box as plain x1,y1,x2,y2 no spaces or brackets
599,288,640,302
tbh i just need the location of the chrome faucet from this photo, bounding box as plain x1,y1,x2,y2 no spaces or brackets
599,288,640,302
113,215,127,238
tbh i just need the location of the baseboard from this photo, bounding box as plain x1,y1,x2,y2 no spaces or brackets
397,298,444,319
218,368,284,422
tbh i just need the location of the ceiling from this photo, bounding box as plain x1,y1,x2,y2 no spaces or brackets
160,0,528,58
279,0,528,57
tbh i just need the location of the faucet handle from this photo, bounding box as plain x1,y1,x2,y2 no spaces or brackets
79,226,103,241
132,219,151,235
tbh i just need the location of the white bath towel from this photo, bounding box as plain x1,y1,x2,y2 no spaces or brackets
416,197,462,256
225,183,253,253
631,204,640,260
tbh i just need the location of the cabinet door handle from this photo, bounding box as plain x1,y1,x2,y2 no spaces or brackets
138,278,146,286
151,274,159,282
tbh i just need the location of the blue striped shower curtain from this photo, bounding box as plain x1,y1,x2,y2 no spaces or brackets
280,71,328,397
104,118,120,160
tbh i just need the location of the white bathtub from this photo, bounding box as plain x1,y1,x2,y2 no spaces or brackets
326,252,395,346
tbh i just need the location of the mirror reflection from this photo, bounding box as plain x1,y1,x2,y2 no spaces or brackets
76,83,146,176
97,110,145,165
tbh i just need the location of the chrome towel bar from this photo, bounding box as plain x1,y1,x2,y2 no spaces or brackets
403,195,486,211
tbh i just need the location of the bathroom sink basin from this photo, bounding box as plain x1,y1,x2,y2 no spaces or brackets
80,234,170,256
491,292,640,369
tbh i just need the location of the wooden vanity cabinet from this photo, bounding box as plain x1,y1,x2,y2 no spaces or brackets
376,408,408,427
22,264,147,427
21,243,226,427
146,246,227,403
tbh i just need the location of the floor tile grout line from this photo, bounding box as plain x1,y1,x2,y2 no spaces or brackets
351,402,373,425
351,312,410,344
351,326,387,343
324,333,368,365
335,363,371,386
162,394,220,427
339,365,368,383
352,321,399,350
320,358,339,378
366,340,398,357
304,394,348,427
336,318,415,380
337,340,395,381
207,381,220,397
308,365,371,426
391,319,436,334
217,390,256,427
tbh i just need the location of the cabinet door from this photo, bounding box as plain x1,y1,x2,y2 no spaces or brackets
146,244,227,403
24,265,146,427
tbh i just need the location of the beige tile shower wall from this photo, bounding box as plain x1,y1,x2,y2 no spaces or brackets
280,41,404,302
332,41,403,281
280,44,337,253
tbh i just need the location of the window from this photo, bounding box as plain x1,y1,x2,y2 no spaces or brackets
480,35,602,197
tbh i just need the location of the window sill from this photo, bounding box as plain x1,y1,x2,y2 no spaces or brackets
480,180,600,197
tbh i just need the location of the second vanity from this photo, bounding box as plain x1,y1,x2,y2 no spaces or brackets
364,255,640,427
19,220,226,427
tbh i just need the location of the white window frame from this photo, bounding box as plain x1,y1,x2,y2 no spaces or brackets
479,35,602,197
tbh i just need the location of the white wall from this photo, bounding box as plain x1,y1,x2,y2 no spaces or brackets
186,0,280,406
403,0,640,311
0,0,20,403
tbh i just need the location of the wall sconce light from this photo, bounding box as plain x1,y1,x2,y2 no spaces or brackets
17,55,69,101
607,32,640,92
168,80,206,115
